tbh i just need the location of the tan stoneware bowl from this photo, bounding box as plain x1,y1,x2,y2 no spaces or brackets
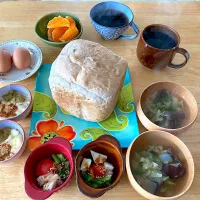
75,135,124,198
137,81,198,134
126,130,194,200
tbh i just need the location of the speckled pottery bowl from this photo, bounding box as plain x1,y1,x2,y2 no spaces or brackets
90,1,139,40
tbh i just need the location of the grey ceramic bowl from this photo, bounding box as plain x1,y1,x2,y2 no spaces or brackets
35,12,83,47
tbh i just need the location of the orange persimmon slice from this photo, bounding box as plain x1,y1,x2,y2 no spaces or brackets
47,28,54,41
66,16,76,25
59,23,79,42
47,16,70,28
52,27,68,42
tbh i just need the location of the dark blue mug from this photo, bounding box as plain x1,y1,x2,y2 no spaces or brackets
90,1,139,40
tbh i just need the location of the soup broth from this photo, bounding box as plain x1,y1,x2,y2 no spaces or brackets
131,146,185,197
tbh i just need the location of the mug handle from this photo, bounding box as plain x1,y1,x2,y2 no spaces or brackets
169,47,190,68
119,21,139,40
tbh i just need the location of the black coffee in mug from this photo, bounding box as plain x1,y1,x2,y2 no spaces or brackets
143,30,177,49
93,9,129,27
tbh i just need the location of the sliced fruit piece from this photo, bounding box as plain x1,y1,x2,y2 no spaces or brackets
66,16,76,25
90,150,107,164
80,158,92,172
47,16,63,28
47,16,70,28
48,28,54,41
52,27,68,42
59,23,79,42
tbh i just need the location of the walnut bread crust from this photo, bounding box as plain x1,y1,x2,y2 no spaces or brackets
49,39,127,122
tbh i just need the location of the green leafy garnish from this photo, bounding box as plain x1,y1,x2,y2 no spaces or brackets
52,154,70,181
144,89,185,129
57,154,66,162
52,154,61,164
81,172,112,188
2,90,26,103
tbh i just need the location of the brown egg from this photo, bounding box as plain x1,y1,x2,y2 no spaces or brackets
0,50,12,72
13,47,31,70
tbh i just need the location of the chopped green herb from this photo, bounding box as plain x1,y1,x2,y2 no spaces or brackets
52,154,61,164
81,172,112,188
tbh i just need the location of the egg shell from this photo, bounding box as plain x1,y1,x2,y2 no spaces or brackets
0,50,12,73
13,47,31,70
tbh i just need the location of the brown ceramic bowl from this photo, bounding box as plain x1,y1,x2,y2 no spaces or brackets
137,81,198,134
126,130,194,200
75,135,124,198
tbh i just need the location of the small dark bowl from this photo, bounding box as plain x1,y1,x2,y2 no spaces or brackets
75,135,124,198
35,12,83,47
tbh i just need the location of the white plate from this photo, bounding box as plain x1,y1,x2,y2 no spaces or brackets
0,40,42,83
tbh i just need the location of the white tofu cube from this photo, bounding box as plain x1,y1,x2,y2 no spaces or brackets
106,170,113,176
36,173,54,186
90,150,107,164
104,162,114,171
43,174,61,190
80,158,92,172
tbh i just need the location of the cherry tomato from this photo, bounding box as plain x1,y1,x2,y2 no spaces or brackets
89,163,106,178
36,158,54,176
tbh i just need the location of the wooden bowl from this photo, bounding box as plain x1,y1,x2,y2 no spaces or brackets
75,135,124,198
126,130,194,200
137,81,198,134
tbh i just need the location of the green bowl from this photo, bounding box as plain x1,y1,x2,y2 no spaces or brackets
35,12,83,47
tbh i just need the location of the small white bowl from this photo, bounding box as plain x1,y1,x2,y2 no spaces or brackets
0,120,26,164
0,84,32,121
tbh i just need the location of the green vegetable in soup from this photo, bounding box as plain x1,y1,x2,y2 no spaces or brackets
144,89,185,129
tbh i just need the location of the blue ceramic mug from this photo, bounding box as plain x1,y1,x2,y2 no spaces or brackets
90,1,139,40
